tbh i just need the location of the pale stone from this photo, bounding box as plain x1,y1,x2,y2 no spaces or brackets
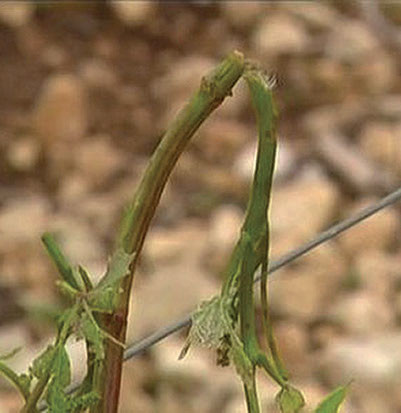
0,197,51,241
128,221,218,340
324,19,380,63
0,3,34,28
354,251,399,299
220,3,264,29
359,121,401,177
270,243,346,322
252,13,309,56
72,135,126,189
204,204,243,274
32,74,87,144
270,171,340,256
321,333,401,412
327,292,394,335
337,199,399,255
112,1,154,26
6,136,40,172
283,3,339,30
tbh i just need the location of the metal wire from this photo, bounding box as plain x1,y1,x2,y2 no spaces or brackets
123,186,401,360
38,185,401,410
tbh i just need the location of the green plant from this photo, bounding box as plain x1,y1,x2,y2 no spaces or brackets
0,51,349,412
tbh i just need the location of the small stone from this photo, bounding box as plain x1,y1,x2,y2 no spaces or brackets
6,136,40,172
0,3,34,28
353,251,399,299
270,171,340,256
337,199,399,255
0,197,51,241
270,245,345,322
327,292,394,335
324,20,380,63
283,3,339,30
274,321,310,376
359,121,401,177
79,59,118,89
321,333,401,387
72,135,126,189
196,119,251,164
129,221,217,340
112,2,154,27
204,204,243,274
220,3,264,30
32,74,87,145
252,13,309,56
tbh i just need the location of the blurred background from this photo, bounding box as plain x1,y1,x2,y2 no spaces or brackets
0,2,400,412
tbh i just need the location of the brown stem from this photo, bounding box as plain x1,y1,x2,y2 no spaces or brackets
91,51,245,412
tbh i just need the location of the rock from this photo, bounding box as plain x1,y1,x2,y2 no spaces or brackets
270,170,340,256
71,135,126,189
0,197,51,242
252,13,310,56
358,121,401,177
48,215,105,283
112,2,154,27
0,3,34,28
195,119,251,164
353,251,399,299
79,59,118,89
6,136,40,172
32,74,87,145
337,198,399,256
353,51,397,93
274,321,310,376
327,291,394,335
220,3,264,30
204,204,243,274
324,20,380,63
320,334,401,412
270,243,345,322
128,221,218,341
154,337,244,413
314,132,396,194
283,3,339,30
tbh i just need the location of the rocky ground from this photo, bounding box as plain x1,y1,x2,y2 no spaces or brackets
0,2,400,412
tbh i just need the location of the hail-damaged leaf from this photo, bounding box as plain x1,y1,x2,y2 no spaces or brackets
0,361,32,400
276,385,305,413
89,248,135,313
80,311,105,361
46,382,69,413
315,383,351,413
0,347,22,361
52,346,71,388
68,390,100,411
31,345,56,380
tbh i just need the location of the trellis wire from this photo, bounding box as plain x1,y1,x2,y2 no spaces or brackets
124,185,401,359
39,186,401,411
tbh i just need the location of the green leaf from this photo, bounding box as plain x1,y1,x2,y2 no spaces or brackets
88,248,135,313
98,247,134,288
52,346,71,388
80,311,105,361
31,345,56,380
315,384,350,413
0,361,32,400
67,390,100,411
0,347,22,360
276,385,305,413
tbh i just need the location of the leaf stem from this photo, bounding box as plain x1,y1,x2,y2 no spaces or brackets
92,51,245,413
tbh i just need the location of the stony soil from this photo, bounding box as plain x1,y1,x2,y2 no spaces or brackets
0,3,400,412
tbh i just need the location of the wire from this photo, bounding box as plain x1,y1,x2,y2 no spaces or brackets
124,186,401,360
38,185,401,410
